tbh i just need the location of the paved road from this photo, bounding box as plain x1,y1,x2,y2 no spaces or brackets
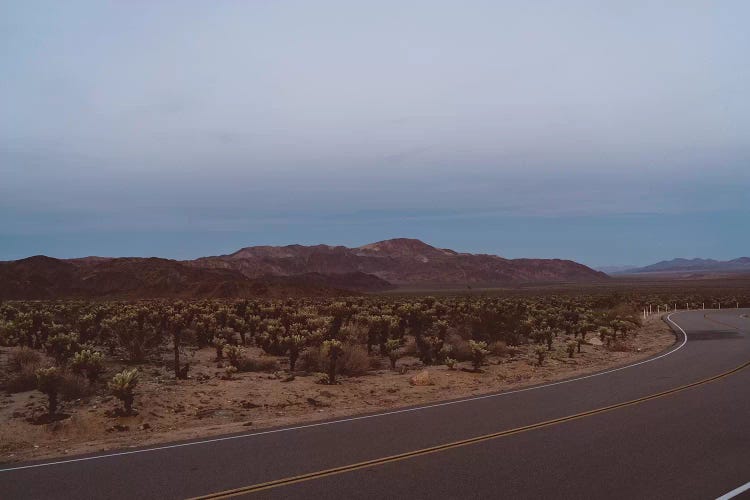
1,310,749,499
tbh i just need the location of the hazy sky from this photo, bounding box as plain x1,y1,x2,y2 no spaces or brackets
2,1,748,267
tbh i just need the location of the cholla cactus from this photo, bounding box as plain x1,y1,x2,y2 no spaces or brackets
321,339,344,384
224,365,238,380
468,340,489,371
383,338,403,371
36,366,63,415
566,340,577,358
534,345,547,366
212,336,227,360
282,333,307,372
108,368,139,414
445,357,457,370
222,344,244,368
70,349,105,382
45,332,81,365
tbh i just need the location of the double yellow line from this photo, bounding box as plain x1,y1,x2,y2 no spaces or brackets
191,358,750,499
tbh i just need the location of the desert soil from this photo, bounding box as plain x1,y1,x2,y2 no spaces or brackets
0,315,675,463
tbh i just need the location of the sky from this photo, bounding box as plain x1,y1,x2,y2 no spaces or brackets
1,0,748,267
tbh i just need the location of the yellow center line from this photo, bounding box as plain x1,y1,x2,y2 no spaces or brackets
189,358,750,499
703,313,742,330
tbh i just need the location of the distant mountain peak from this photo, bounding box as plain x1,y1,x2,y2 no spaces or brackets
356,238,455,259
623,257,750,274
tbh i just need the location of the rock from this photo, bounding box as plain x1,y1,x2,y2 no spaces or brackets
242,421,253,426
282,375,295,383
106,424,129,433
306,397,330,408
139,423,151,431
409,370,434,386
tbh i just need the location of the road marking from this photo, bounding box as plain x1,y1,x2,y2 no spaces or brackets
190,353,750,498
716,480,750,500
0,311,690,473
703,313,742,331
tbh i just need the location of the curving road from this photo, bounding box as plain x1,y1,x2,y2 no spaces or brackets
1,309,749,499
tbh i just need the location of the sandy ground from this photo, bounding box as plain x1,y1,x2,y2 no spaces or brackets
0,315,675,463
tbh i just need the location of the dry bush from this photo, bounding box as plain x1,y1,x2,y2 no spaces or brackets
488,340,509,357
298,347,326,372
400,336,418,357
236,356,278,373
608,341,630,352
4,348,45,392
445,333,472,361
338,344,370,376
368,356,383,370
60,372,94,401
9,347,42,372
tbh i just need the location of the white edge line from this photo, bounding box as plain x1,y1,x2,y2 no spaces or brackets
0,311,690,473
716,480,750,500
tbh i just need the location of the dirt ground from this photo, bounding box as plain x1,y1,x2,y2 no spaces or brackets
0,315,675,463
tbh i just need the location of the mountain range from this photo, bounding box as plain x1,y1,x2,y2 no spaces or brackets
618,257,750,275
0,238,608,299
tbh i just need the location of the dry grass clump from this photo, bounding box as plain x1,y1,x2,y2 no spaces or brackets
445,333,472,361
338,344,370,376
3,348,45,393
236,356,278,373
59,372,94,401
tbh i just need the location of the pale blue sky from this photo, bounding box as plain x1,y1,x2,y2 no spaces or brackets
1,1,748,266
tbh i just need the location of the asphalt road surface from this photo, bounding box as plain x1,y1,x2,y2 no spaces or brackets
1,309,749,499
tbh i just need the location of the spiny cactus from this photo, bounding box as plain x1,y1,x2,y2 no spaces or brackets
383,338,403,371
36,366,63,415
108,368,139,414
322,339,344,384
222,344,244,368
566,340,577,358
70,349,105,382
534,345,547,366
468,340,489,371
45,332,81,365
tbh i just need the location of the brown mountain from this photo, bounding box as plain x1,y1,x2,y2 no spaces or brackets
0,239,605,299
190,238,608,287
0,256,386,300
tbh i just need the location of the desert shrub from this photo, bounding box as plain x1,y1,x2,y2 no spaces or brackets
445,357,457,370
566,340,577,358
60,372,93,401
445,333,472,361
298,347,326,373
534,345,547,366
338,344,370,376
36,366,63,415
236,356,278,373
3,348,44,392
400,336,418,357
109,368,138,414
609,341,629,352
70,349,105,382
488,340,509,357
468,340,489,371
8,347,42,373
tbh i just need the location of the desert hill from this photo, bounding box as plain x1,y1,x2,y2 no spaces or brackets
622,257,750,275
0,238,606,299
190,238,608,287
